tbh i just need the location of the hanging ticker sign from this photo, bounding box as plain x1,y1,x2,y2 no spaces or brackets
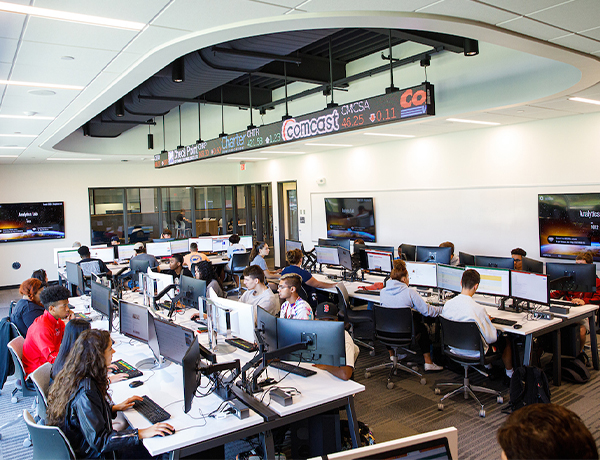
154,82,434,168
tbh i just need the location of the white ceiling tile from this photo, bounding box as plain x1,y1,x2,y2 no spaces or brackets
571,81,600,98
0,118,50,134
10,62,98,87
0,11,25,39
247,0,296,9
0,36,18,64
490,104,575,119
16,40,119,71
0,62,11,79
415,0,519,24
23,16,138,52
101,52,143,76
303,0,436,12
550,33,600,53
498,16,568,40
123,25,190,55
579,26,600,40
529,0,600,33
477,0,575,16
1,85,79,116
531,98,600,113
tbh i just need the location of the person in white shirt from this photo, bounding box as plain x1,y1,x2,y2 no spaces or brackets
278,274,313,320
441,269,513,380
239,265,280,318
227,234,246,259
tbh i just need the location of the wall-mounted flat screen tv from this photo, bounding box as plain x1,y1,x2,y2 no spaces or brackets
325,197,376,242
0,202,65,243
539,193,600,261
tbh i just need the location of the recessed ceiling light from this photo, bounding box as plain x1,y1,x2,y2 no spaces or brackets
363,133,415,138
447,118,500,126
0,114,55,120
305,143,353,147
265,151,306,154
47,157,101,161
226,157,267,161
0,154,18,158
6,80,83,91
568,97,600,106
0,134,36,138
0,2,145,30
0,146,24,149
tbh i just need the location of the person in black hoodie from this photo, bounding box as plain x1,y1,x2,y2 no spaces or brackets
46,329,173,458
10,278,45,337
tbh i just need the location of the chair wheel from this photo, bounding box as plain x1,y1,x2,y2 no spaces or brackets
23,437,32,447
434,388,441,395
387,381,394,390
364,371,371,379
11,396,18,404
479,409,486,418
369,350,376,357
497,396,503,404
420,378,427,385
393,369,398,376
438,403,444,411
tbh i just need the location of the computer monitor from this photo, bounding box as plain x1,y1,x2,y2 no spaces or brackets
365,250,393,273
129,258,151,277
510,271,549,305
318,238,350,250
65,261,85,295
546,262,597,293
146,270,175,303
179,275,207,309
57,249,80,268
256,306,278,352
117,244,137,261
400,244,416,261
182,338,200,414
90,280,111,317
189,237,213,252
467,266,511,297
285,239,303,252
458,252,475,266
337,247,353,271
212,236,229,252
170,239,189,254
151,315,196,365
416,246,452,264
90,247,115,263
146,241,172,258
474,255,515,270
521,257,544,274
209,295,255,343
277,317,346,366
239,235,253,250
119,300,149,343
437,264,465,293
315,246,340,265
405,262,437,288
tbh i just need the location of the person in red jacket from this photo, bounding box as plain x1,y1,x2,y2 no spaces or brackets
22,285,73,375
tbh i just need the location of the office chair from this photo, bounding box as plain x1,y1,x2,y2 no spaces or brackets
30,362,52,424
7,336,36,402
336,284,375,356
435,317,503,417
128,259,152,288
23,410,76,460
364,306,426,388
226,251,251,297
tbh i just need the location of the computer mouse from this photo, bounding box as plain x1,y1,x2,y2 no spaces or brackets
129,380,144,388
513,324,522,329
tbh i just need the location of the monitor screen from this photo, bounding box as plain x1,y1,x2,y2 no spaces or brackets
337,247,353,271
119,300,149,343
209,296,255,343
546,262,597,292
239,235,253,250
212,236,229,252
189,237,213,252
400,244,416,261
315,246,340,265
91,280,112,317
416,246,452,264
437,264,465,293
510,271,549,304
318,238,351,250
539,193,600,261
146,241,172,258
65,261,85,294
405,262,437,288
285,239,303,252
324,197,376,242
117,244,137,261
458,252,475,266
0,201,65,243
57,249,80,268
366,250,393,273
170,239,189,254
179,275,206,309
90,247,115,263
474,255,514,270
467,266,510,297
152,316,196,364
521,257,544,274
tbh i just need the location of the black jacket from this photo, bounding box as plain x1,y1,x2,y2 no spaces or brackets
10,299,45,337
60,377,139,458
0,317,18,389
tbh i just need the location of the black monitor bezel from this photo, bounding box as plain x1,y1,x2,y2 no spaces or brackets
474,255,515,270
546,262,597,293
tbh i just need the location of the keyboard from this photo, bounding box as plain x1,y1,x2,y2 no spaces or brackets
74,312,91,321
355,290,380,296
111,359,143,379
551,299,574,306
133,395,171,423
491,318,517,327
225,337,258,352
269,360,317,377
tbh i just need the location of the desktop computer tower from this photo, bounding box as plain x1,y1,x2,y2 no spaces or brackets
290,412,341,458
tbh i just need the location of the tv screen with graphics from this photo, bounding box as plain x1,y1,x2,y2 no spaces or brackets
0,202,65,243
539,193,600,261
325,197,375,242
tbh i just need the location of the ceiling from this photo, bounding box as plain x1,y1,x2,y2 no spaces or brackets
0,0,600,164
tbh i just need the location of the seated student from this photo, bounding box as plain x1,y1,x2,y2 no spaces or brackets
51,319,92,381
250,241,281,282
22,286,73,375
497,403,597,460
129,242,160,269
77,246,112,277
441,269,513,382
278,274,314,320
108,235,120,259
11,278,45,337
161,229,173,240
31,268,48,287
380,260,444,372
227,234,246,259
240,265,280,318
439,241,459,266
510,248,526,270
192,260,226,298
550,251,600,356
184,242,208,268
281,249,336,306
161,253,193,284
47,329,174,459
313,301,360,381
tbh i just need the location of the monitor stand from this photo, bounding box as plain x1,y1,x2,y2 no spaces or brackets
136,356,170,370
211,339,237,356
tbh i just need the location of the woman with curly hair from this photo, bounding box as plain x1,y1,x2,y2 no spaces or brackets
47,329,173,458
192,260,226,298
10,278,45,337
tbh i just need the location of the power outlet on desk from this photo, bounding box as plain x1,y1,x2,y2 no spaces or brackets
534,312,554,320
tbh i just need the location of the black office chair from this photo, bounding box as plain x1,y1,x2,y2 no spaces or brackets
435,317,503,417
227,251,251,297
364,306,426,388
336,284,375,355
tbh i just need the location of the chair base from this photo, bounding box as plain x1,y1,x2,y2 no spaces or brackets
365,353,426,387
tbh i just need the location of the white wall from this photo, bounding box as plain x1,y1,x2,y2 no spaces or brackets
1,111,599,287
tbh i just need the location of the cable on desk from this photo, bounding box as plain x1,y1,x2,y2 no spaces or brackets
139,369,155,383
163,399,184,409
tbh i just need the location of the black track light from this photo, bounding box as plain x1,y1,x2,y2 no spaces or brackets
82,123,90,137
172,57,185,83
116,98,125,117
463,39,479,56
148,125,154,150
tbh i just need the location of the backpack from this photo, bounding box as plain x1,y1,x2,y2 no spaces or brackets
506,366,551,412
561,357,590,384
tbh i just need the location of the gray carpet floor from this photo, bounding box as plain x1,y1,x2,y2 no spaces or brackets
1,288,598,459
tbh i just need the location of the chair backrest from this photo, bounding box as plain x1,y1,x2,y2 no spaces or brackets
335,283,351,322
373,305,414,343
231,251,251,273
8,336,36,396
129,258,151,275
30,362,52,421
23,410,76,460
439,317,485,360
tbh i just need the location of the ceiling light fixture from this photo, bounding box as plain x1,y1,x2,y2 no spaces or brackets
363,133,415,138
0,146,25,149
568,97,600,106
0,134,36,138
47,158,101,161
305,143,353,147
0,2,145,30
447,118,500,126
265,151,306,154
148,124,154,150
0,79,83,90
0,154,19,157
172,57,185,83
115,98,125,117
0,114,54,120
226,157,267,161
463,39,479,56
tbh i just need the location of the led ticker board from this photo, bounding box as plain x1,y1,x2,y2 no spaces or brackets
154,82,434,168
